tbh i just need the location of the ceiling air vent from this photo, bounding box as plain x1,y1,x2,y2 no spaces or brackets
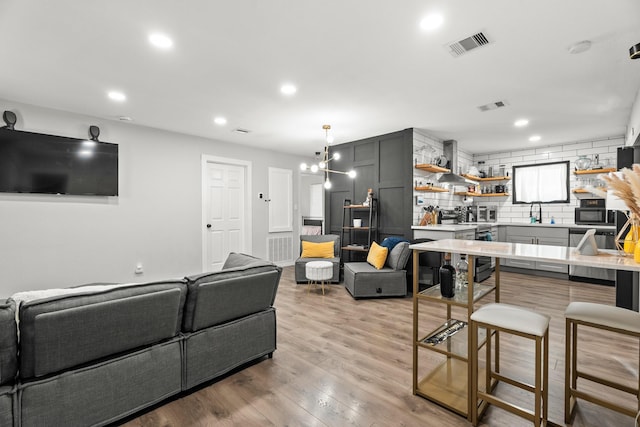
233,128,250,134
477,100,509,112
447,32,490,57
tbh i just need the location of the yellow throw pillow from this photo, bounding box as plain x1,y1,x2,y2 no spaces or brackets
367,241,388,270
301,240,335,258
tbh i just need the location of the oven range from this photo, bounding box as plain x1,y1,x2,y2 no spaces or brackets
474,225,494,282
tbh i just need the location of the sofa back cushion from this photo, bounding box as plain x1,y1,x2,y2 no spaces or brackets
386,241,411,270
14,280,187,379
183,253,282,332
0,300,17,386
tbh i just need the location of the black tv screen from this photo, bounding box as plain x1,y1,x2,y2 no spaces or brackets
0,128,118,196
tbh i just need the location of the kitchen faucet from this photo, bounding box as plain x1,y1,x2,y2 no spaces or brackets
529,202,542,223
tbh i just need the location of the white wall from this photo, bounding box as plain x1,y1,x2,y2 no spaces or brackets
627,86,640,145
0,100,301,294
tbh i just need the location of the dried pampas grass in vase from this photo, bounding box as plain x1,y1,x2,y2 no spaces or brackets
602,166,640,256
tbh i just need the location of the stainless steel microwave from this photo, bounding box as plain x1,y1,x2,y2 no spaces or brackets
574,208,614,225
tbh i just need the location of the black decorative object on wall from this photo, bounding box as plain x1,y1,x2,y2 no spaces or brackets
2,110,16,130
89,125,100,141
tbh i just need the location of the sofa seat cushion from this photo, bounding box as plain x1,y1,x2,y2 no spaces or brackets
13,280,187,379
343,262,407,298
0,386,13,427
0,300,17,386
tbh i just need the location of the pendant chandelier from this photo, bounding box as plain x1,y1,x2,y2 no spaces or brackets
300,125,356,189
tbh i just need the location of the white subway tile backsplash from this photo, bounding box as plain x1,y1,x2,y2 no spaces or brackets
563,142,593,151
593,138,623,148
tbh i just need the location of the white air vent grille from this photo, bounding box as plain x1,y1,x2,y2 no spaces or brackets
477,100,509,112
267,236,294,263
447,32,490,57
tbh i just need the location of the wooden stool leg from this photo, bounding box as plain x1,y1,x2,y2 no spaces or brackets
471,320,479,426
564,318,571,423
543,328,549,423
486,327,492,395
534,335,541,427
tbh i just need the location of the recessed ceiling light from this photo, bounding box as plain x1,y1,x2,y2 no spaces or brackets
280,84,297,95
108,91,126,102
514,119,529,127
149,33,173,49
529,135,541,142
214,117,227,125
420,13,444,31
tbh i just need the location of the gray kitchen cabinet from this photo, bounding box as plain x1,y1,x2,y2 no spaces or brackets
503,226,569,273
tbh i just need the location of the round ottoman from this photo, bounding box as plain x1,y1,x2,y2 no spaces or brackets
305,260,333,295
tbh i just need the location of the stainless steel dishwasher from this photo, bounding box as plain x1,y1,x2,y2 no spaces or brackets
568,228,615,285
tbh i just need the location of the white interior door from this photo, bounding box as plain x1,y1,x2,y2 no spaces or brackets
202,156,251,271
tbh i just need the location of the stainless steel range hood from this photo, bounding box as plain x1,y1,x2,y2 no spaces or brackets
437,140,478,185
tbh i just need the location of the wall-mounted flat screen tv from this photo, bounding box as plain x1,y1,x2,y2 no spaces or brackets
0,128,118,196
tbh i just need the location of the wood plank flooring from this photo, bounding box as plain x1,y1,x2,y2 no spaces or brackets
121,267,638,427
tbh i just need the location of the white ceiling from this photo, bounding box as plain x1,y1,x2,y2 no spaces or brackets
1,1,639,156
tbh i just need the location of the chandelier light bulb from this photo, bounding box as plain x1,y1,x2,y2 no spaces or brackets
300,163,307,171
333,152,341,160
310,164,319,173
348,170,356,178
318,161,326,169
324,179,332,189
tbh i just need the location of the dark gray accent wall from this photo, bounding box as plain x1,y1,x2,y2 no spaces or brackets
325,128,413,244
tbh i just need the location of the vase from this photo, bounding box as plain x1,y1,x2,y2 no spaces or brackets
575,155,592,170
624,224,639,254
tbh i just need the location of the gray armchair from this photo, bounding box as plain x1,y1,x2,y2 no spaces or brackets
344,241,411,298
295,234,341,284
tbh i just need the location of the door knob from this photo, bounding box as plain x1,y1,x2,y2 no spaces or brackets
206,224,212,229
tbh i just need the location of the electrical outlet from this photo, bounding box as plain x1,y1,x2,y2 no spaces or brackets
135,263,144,274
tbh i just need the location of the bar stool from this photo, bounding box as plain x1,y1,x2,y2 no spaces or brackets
564,302,640,422
470,303,550,427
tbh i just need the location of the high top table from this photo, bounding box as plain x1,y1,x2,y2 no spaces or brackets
409,238,640,423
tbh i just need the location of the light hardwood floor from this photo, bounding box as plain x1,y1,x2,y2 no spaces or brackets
121,267,638,427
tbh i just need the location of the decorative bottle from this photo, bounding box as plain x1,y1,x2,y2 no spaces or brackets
439,253,456,298
455,255,469,295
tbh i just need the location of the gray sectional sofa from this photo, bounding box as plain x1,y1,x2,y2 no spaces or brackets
0,252,281,427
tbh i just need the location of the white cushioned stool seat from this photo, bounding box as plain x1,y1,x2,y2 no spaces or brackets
471,303,550,337
565,301,640,334
305,261,333,294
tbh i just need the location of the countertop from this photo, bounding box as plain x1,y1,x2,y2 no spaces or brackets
412,222,615,231
411,224,478,232
409,239,639,272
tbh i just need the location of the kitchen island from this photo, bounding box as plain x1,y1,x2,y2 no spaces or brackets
409,238,640,423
